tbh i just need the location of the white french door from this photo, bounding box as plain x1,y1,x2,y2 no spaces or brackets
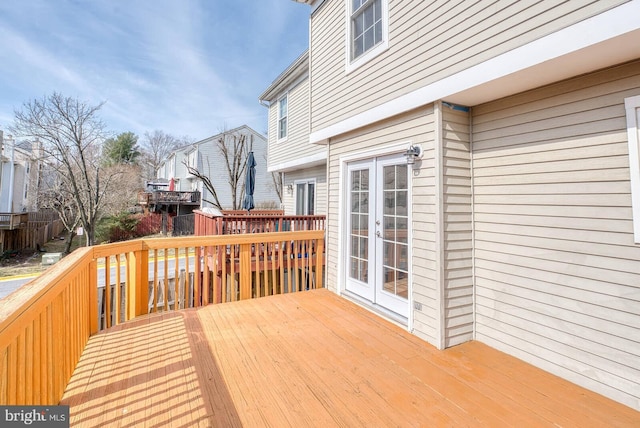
345,155,409,318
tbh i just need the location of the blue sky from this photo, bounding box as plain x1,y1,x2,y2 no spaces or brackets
0,0,310,141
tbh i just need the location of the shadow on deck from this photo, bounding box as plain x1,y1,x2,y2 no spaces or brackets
61,289,640,427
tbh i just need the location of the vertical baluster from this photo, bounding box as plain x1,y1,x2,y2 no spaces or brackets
162,248,169,311
230,244,236,301
222,243,228,302
174,247,180,310
255,240,261,298
240,242,251,300
24,323,33,404
195,246,202,306
286,239,293,293
105,256,111,327
203,246,211,305
184,246,191,308
115,254,121,324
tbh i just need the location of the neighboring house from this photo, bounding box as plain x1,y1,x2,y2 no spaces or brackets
259,51,327,215
156,125,279,211
292,0,640,411
0,131,41,214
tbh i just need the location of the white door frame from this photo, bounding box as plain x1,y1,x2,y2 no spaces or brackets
337,142,414,325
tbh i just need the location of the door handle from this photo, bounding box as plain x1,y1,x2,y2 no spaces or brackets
376,230,381,238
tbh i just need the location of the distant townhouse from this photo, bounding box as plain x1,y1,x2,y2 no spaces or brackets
292,0,640,410
0,131,41,214
155,125,280,212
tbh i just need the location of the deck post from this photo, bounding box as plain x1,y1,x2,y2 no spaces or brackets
127,246,149,319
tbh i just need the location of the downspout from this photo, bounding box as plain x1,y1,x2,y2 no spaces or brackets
434,101,445,350
470,108,477,341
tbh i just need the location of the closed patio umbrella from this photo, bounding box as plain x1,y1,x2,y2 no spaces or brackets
243,151,256,211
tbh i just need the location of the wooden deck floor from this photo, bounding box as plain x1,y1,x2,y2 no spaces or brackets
61,289,640,427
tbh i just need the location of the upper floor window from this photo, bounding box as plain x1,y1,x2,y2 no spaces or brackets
352,0,382,59
278,95,288,140
347,0,388,71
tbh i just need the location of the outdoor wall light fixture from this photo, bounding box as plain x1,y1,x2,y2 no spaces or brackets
287,184,294,194
404,144,423,165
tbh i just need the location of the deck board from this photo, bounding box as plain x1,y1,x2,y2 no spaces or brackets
61,289,640,427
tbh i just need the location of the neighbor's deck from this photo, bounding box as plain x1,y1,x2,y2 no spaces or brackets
61,289,640,427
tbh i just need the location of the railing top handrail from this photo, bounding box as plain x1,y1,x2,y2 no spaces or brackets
222,209,284,216
144,230,324,249
91,229,325,256
222,214,325,219
195,211,325,220
194,209,287,219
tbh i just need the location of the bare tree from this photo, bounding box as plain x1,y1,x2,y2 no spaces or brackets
101,164,143,216
263,152,283,205
182,129,253,210
271,171,284,205
11,92,117,246
140,130,182,180
38,172,82,254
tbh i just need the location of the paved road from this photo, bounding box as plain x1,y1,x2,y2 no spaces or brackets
0,255,197,301
0,275,38,300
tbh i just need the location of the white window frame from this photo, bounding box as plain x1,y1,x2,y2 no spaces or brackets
277,94,288,141
294,179,316,215
345,0,389,74
625,95,640,243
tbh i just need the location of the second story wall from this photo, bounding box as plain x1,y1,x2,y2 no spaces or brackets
267,76,319,170
309,0,628,137
261,51,326,172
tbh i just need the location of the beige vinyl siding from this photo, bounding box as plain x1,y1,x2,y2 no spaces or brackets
282,165,327,215
327,106,439,345
471,60,640,410
267,77,323,170
441,106,473,347
310,0,628,133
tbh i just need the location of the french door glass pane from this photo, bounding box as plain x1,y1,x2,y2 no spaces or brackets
308,183,315,215
296,184,305,215
349,169,369,283
381,164,408,299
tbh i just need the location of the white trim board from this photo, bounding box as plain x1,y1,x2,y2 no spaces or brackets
268,150,327,173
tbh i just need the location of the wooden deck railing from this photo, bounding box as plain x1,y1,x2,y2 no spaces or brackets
0,230,324,405
194,210,326,236
0,213,29,230
137,190,201,205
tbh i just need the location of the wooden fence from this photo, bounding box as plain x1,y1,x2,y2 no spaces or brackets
0,219,64,252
